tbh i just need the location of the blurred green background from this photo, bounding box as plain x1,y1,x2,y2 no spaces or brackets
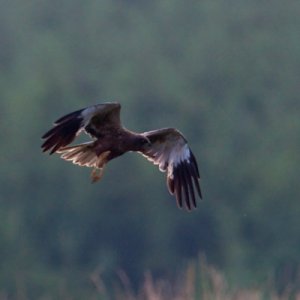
1,0,300,298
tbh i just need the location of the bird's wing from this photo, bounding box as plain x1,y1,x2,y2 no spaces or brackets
41,102,121,154
139,128,202,211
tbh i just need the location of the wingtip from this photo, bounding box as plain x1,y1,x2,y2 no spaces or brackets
41,112,84,155
41,144,55,155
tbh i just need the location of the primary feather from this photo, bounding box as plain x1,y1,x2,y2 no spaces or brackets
140,128,202,210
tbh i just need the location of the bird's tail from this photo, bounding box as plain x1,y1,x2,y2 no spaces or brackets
57,142,110,169
57,143,110,183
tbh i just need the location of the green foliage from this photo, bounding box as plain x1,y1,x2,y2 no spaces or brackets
0,0,300,297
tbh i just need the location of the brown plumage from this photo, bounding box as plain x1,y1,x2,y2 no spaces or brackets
41,102,202,211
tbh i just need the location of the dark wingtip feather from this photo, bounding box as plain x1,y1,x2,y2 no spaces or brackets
173,168,183,209
189,161,202,200
183,164,197,209
167,176,175,194
177,163,191,211
41,112,83,154
54,108,84,124
190,151,200,178
171,156,202,211
42,126,57,139
198,185,203,199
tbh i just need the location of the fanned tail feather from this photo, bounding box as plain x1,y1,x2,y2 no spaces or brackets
57,143,110,169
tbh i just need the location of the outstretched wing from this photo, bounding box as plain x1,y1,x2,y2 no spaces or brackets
41,102,121,154
140,128,202,211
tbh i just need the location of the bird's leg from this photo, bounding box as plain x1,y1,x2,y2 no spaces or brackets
91,166,105,183
90,151,110,183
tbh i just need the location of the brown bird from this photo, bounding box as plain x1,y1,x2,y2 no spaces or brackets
41,102,202,210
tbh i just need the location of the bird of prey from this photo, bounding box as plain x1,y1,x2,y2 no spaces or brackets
41,103,202,211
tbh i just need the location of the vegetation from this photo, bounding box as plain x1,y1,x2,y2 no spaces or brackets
1,258,299,299
0,0,300,298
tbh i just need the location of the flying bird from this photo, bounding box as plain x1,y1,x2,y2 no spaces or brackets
41,103,202,210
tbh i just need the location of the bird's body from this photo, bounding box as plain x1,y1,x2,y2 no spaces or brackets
42,102,202,211
88,128,141,158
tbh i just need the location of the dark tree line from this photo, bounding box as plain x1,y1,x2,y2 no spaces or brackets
0,0,299,297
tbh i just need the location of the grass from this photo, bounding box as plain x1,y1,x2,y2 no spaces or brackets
90,259,300,300
2,259,300,299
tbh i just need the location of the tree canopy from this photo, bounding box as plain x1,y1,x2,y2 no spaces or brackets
0,0,300,297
